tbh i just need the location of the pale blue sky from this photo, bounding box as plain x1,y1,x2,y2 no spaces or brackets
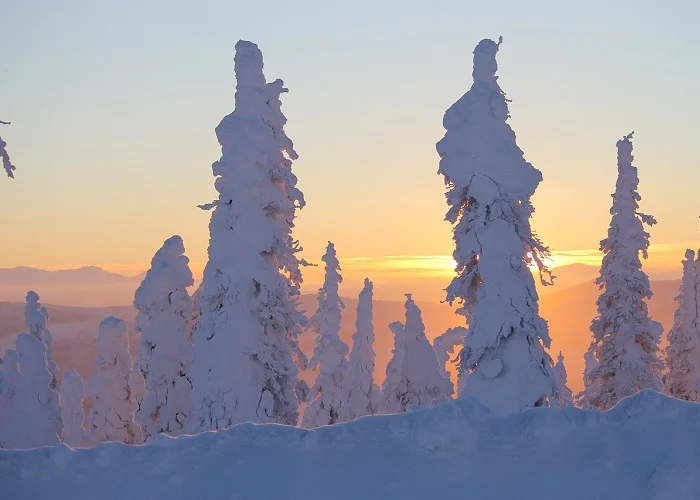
1,1,699,284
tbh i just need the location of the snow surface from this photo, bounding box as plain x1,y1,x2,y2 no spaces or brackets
1,390,698,499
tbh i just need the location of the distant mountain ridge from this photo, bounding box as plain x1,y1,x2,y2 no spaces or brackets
0,266,143,286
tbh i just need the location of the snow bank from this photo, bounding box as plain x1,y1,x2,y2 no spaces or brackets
0,390,697,499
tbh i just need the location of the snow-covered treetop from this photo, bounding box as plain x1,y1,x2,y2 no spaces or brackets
349,278,375,373
25,291,49,340
134,235,194,317
472,36,502,85
96,317,132,372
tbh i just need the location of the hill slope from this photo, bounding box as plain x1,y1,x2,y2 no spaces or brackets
1,390,698,499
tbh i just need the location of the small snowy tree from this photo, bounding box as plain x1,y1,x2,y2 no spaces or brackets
60,369,87,446
25,291,58,389
381,295,453,413
663,249,700,401
302,242,350,428
0,293,62,448
85,317,145,445
189,40,307,431
0,120,15,178
433,326,466,383
552,352,573,408
134,235,194,440
578,133,662,411
345,278,381,420
437,38,558,414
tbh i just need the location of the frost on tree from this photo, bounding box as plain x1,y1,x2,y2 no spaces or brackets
134,235,194,440
0,293,62,449
578,133,662,411
345,278,381,420
60,369,87,447
189,40,307,431
552,352,573,408
302,242,351,428
85,317,145,445
0,119,15,178
436,38,557,414
186,283,202,342
663,249,700,401
381,295,453,414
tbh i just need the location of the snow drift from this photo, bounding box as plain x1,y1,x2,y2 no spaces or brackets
1,390,698,500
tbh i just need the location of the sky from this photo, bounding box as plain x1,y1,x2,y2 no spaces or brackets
1,0,699,301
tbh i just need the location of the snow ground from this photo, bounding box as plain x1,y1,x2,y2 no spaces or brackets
1,390,698,499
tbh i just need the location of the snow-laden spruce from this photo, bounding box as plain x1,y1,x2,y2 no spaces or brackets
0,292,62,449
134,235,194,440
436,38,557,414
85,317,145,445
663,249,700,401
553,352,573,407
345,278,381,420
60,369,87,446
189,40,308,431
25,291,58,389
302,242,350,427
382,295,453,413
0,119,15,178
578,133,662,411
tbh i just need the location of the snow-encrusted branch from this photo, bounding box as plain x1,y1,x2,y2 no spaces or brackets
1,120,15,178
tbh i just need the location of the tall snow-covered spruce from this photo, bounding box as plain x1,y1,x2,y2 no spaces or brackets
189,40,307,431
663,250,700,401
302,242,350,428
578,133,662,410
0,292,62,448
134,235,194,440
436,38,557,414
85,317,145,445
345,278,381,420
382,295,452,413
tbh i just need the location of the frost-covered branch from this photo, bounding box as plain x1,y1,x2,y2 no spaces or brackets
0,120,15,178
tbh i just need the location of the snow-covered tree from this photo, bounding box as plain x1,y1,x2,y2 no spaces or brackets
345,278,381,420
382,295,453,413
0,293,62,448
186,283,202,342
578,133,662,411
0,120,15,178
25,291,58,389
302,242,350,428
552,352,573,408
85,317,145,445
663,249,700,401
433,326,466,387
189,40,307,431
436,37,558,414
60,369,87,446
134,235,194,440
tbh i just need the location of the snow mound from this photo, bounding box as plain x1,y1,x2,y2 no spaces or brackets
1,390,698,499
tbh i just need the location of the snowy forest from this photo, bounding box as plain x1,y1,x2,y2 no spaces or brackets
1,37,700,499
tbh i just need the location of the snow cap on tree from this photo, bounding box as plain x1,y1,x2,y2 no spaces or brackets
437,38,557,414
578,133,662,411
134,235,194,440
189,40,306,431
345,278,381,420
663,249,700,401
302,242,351,427
381,294,453,414
60,369,87,446
85,316,144,445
